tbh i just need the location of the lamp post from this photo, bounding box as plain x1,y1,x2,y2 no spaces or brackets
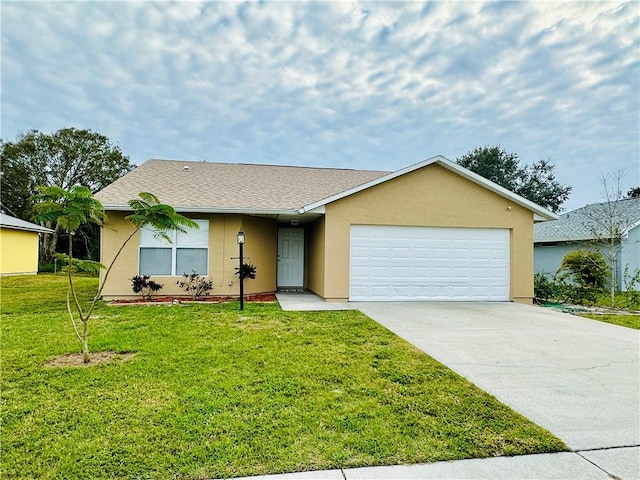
237,229,245,310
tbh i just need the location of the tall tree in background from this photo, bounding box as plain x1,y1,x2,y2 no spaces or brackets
0,128,134,263
456,146,571,213
627,187,640,198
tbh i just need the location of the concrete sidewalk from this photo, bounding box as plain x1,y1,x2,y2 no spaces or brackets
228,447,639,479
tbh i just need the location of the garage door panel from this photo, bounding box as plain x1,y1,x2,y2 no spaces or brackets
350,225,509,301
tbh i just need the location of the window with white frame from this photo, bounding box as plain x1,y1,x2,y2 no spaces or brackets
139,220,209,276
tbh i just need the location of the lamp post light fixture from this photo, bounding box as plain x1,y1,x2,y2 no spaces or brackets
237,229,245,310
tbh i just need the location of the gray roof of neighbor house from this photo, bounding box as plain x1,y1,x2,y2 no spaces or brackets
95,159,389,212
534,197,640,243
0,213,55,234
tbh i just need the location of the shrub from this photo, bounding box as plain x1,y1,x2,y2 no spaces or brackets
176,271,213,300
620,266,640,309
557,249,608,305
235,263,257,280
52,253,102,275
533,272,561,303
131,275,164,301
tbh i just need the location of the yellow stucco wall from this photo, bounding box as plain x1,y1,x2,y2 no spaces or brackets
306,217,326,296
99,212,277,299
322,163,534,303
0,228,40,275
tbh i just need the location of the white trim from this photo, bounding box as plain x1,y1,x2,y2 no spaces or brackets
298,155,558,221
624,220,640,237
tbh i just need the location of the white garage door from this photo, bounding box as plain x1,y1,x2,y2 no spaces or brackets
350,225,510,301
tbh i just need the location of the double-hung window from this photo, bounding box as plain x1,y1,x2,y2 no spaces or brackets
139,220,209,276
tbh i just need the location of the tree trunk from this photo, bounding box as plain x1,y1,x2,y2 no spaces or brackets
67,233,91,363
610,238,616,306
39,223,58,265
82,319,90,363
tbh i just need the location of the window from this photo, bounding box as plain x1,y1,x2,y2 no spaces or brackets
139,220,208,276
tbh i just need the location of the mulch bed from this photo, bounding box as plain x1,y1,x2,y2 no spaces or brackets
45,351,136,367
110,293,277,305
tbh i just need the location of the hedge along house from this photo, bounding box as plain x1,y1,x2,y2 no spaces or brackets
95,156,557,303
0,213,54,276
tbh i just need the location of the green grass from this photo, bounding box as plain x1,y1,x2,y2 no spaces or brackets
594,291,640,311
579,313,640,329
1,275,566,479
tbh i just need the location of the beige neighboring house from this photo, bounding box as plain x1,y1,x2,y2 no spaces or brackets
95,156,557,303
0,213,54,276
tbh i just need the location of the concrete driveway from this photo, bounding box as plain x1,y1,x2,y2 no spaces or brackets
355,302,639,453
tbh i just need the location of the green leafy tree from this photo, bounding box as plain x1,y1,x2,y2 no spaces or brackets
33,187,197,363
627,187,640,198
457,146,571,213
1,128,134,263
557,249,608,305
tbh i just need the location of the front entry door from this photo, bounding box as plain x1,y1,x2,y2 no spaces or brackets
277,228,304,287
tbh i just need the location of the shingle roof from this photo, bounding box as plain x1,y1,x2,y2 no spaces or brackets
0,213,55,234
534,198,640,242
95,159,389,212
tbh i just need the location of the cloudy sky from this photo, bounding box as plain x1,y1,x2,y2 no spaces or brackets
2,1,638,210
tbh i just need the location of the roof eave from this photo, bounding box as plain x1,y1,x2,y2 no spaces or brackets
102,204,302,216
1,224,55,234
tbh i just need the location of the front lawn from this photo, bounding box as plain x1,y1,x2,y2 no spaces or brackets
579,313,640,330
1,275,566,479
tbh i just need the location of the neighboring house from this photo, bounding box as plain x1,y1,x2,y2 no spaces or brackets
0,213,54,276
95,156,557,303
534,198,640,290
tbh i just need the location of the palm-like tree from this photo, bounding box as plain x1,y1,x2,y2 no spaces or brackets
33,187,197,363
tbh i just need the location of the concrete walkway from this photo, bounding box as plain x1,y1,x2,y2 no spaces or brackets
223,297,639,479
276,292,357,311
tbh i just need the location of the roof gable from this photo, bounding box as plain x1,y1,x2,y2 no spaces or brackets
534,197,640,242
301,156,558,221
0,213,55,234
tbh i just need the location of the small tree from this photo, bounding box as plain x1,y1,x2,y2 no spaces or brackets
583,172,638,305
557,249,608,305
33,187,197,363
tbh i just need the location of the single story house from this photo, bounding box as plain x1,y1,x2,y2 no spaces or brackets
534,198,640,290
95,156,557,303
0,213,54,276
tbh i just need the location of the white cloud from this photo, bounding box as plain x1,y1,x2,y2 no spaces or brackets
1,1,638,208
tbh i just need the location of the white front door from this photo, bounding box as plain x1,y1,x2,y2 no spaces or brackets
278,228,304,287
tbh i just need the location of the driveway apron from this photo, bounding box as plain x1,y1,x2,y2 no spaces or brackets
354,302,640,452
